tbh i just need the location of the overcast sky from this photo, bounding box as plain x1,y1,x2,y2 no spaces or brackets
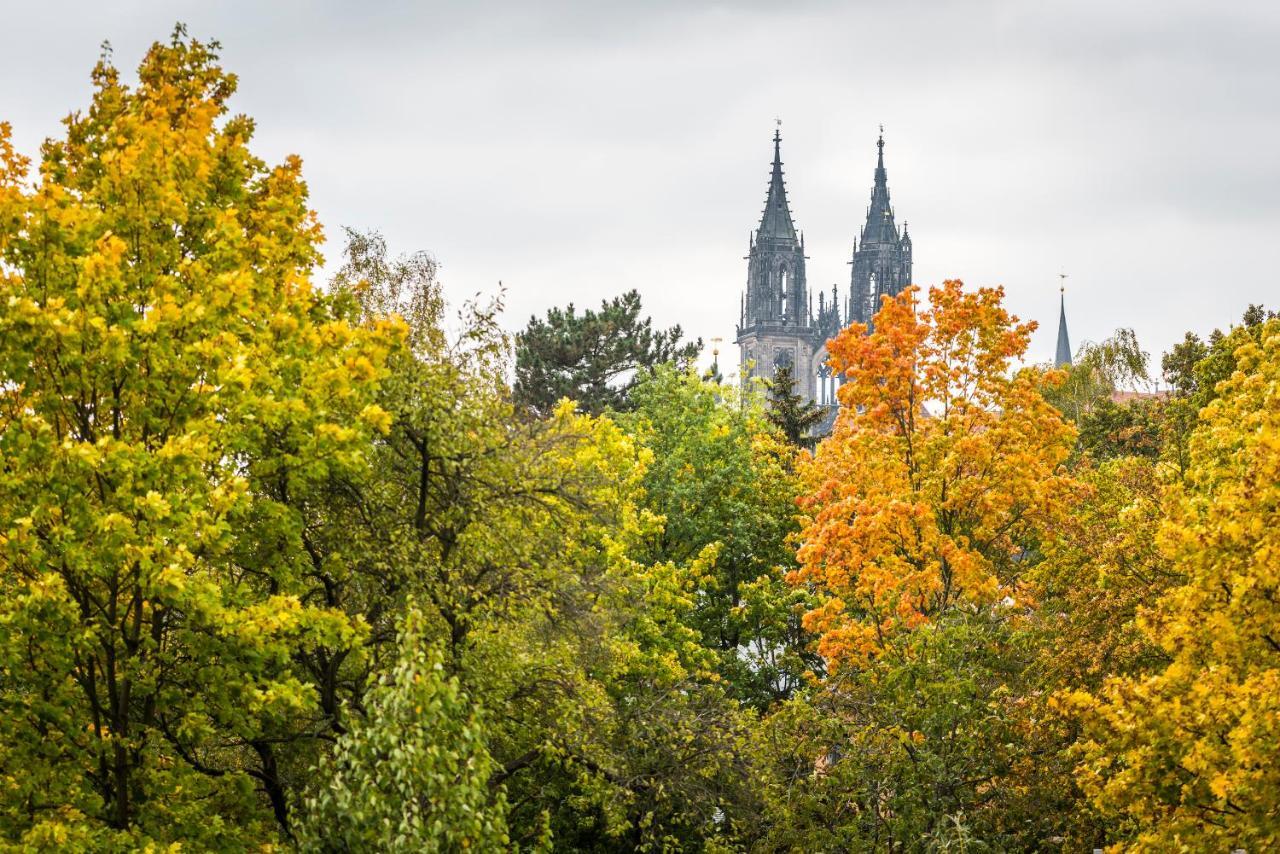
3,1,1278,378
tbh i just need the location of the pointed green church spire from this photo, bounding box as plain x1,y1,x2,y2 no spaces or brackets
1055,279,1072,368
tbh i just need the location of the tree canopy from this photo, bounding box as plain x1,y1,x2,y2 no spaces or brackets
3,28,1279,853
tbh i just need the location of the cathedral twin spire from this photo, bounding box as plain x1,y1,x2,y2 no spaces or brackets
738,127,808,333
757,128,798,244
738,127,1075,398
737,126,909,405
738,126,912,340
861,133,896,245
849,130,913,328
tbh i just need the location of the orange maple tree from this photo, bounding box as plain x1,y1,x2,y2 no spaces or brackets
793,281,1078,668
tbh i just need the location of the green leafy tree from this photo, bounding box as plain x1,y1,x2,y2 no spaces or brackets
1163,304,1274,403
995,456,1183,850
320,232,755,850
1159,305,1274,477
1076,397,1166,462
0,31,399,846
1045,328,1150,424
766,364,826,448
297,605,513,853
1161,331,1210,397
622,367,816,708
751,614,1035,851
513,289,701,416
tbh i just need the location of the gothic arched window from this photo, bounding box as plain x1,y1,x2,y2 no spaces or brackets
778,268,788,317
816,364,830,405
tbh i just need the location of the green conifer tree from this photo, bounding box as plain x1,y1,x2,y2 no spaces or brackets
513,290,700,416
766,364,825,448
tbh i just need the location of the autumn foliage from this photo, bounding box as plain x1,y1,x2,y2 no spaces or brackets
0,33,403,846
3,28,1280,853
793,281,1077,667
1067,320,1280,851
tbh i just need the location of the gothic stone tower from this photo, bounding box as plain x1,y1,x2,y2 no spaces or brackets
737,129,818,401
848,132,912,329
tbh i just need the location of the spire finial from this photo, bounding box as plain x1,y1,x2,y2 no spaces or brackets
1059,272,1067,295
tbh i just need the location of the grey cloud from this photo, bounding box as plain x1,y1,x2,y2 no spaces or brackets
2,0,1277,373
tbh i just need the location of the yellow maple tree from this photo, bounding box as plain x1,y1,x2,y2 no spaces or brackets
1067,318,1280,852
0,31,401,845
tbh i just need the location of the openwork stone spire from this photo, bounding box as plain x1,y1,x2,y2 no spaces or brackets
758,127,798,243
861,132,895,245
849,129,912,329
737,124,816,402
